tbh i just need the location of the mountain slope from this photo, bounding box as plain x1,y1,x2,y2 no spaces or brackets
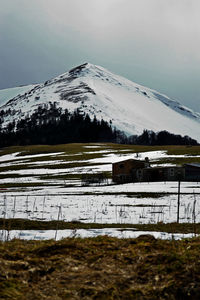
0,63,200,141
0,85,36,107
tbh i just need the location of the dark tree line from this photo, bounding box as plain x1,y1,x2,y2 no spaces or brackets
127,129,198,146
0,105,120,147
0,104,198,147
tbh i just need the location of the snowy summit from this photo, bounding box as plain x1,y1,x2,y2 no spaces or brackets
0,63,200,141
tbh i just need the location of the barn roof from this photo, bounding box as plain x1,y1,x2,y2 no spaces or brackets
113,158,144,164
185,163,200,168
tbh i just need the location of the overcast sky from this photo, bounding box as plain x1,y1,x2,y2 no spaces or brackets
0,0,200,112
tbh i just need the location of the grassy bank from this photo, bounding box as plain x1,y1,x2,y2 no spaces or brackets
1,236,200,299
0,218,199,234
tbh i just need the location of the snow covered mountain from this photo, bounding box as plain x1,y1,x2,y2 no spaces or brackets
0,63,200,141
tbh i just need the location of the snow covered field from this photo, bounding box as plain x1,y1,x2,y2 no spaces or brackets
0,182,199,224
0,143,199,240
0,228,195,241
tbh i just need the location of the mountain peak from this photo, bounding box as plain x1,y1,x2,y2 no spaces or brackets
68,62,89,74
64,62,105,80
0,64,200,142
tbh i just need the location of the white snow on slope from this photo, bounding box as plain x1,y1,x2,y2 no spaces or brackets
0,85,36,107
0,63,200,141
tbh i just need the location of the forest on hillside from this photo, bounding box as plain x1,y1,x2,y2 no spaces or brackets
0,104,198,147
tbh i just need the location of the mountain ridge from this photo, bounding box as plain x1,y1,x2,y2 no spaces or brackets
0,63,200,141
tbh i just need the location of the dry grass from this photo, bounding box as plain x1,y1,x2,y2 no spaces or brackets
0,219,200,234
1,143,200,157
1,236,200,299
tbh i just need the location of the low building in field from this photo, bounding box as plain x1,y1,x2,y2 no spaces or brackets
142,166,185,182
112,158,199,184
112,157,150,183
184,163,200,181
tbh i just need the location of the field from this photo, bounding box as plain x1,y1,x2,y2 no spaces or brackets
0,143,200,299
0,143,200,240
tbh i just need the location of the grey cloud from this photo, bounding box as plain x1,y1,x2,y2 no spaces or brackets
0,0,199,112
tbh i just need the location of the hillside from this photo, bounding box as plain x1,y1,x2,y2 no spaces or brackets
0,63,200,141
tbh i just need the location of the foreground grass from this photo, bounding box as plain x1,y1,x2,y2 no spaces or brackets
1,236,200,299
0,219,199,234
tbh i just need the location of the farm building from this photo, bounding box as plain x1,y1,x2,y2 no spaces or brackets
142,166,185,182
112,157,150,183
184,163,200,181
112,158,199,183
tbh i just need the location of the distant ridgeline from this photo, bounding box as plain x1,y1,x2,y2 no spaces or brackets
0,104,198,147
128,130,198,146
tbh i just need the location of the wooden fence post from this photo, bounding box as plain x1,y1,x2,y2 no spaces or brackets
177,180,181,223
